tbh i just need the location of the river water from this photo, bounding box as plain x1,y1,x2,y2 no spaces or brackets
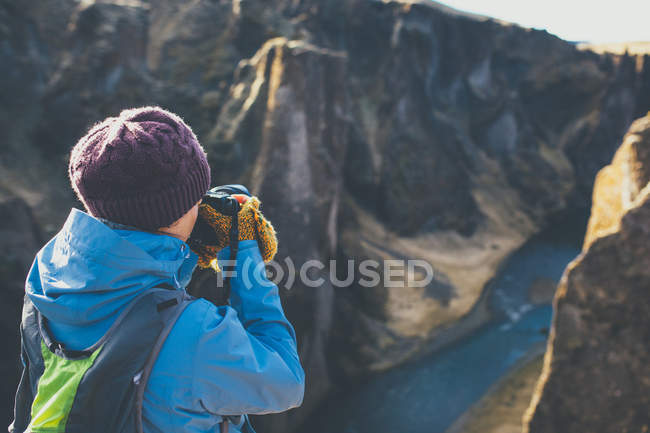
306,218,584,433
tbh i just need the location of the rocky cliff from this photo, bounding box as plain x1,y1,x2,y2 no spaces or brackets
523,115,650,433
1,0,650,431
0,193,43,420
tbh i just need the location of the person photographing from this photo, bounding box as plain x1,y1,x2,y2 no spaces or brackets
10,106,305,433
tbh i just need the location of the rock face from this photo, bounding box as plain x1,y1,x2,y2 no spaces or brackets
2,0,650,430
206,38,349,432
0,193,43,420
524,116,650,433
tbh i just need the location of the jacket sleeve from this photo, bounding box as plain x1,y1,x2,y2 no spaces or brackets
192,240,305,415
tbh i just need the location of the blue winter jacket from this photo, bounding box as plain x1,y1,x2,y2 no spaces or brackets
24,207,305,432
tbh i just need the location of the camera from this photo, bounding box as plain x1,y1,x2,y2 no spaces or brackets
201,184,251,216
187,184,252,302
187,184,250,249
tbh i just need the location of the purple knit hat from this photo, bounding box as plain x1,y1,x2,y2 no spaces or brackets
69,106,211,230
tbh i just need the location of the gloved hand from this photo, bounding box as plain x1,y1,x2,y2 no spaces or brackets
190,195,278,272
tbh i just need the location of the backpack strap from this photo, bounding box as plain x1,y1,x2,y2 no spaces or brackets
243,414,257,433
222,414,257,433
10,286,194,433
36,288,159,360
134,292,194,433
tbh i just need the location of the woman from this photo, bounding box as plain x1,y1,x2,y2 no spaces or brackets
10,106,304,433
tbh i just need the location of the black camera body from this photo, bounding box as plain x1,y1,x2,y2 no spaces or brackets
187,184,252,304
187,184,250,248
201,184,251,216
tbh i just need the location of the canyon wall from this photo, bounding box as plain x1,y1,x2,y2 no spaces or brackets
2,0,649,430
524,115,650,433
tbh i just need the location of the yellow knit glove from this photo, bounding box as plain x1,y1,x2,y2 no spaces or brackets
192,196,277,272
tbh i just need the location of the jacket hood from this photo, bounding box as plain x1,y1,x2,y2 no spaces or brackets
25,207,198,349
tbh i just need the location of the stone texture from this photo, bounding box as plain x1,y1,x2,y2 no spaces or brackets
0,193,43,420
524,116,650,433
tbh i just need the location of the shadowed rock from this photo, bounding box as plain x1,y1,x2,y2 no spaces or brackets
0,194,43,422
524,115,650,433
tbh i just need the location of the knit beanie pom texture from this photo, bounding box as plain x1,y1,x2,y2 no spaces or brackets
69,106,211,230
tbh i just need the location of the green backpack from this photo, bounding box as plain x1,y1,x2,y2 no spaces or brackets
10,286,196,433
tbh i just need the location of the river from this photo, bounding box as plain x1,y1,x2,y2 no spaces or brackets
305,215,585,433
